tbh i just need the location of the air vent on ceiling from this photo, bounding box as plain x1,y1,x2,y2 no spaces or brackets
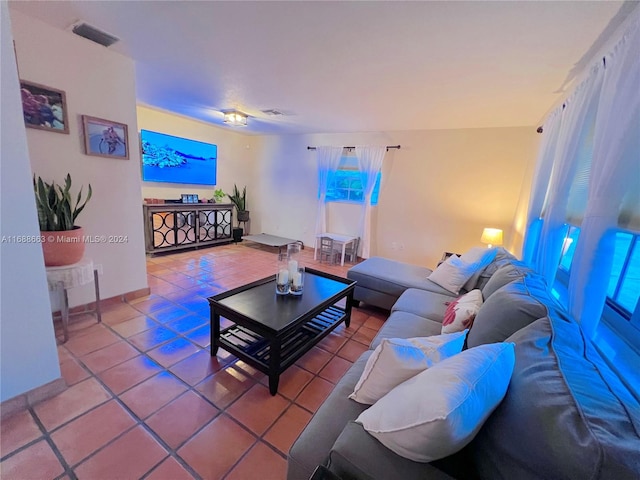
261,109,286,116
69,21,119,47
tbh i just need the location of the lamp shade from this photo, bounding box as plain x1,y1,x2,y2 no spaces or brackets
480,228,503,248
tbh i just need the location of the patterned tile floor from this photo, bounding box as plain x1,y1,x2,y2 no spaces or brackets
0,243,386,480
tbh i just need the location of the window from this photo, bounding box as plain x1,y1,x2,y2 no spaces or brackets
551,227,640,382
323,156,381,205
554,228,640,322
554,225,580,300
599,231,640,388
606,232,640,323
558,225,581,273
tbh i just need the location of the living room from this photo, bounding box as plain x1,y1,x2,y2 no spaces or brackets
2,1,639,479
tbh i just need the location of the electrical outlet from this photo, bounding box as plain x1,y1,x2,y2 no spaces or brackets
391,242,398,250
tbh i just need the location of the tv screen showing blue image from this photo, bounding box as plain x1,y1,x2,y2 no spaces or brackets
140,129,217,185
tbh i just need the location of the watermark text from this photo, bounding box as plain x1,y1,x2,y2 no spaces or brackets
1,235,129,244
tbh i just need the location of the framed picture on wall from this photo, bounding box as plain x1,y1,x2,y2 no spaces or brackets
82,115,129,159
20,80,69,134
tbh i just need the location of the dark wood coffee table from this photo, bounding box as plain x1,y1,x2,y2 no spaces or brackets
208,268,356,395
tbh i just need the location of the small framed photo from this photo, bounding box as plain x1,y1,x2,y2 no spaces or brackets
82,115,129,159
20,80,69,134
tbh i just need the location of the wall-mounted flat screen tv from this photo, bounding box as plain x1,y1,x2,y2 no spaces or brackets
140,129,217,185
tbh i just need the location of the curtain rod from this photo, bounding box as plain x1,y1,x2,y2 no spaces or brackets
307,145,401,151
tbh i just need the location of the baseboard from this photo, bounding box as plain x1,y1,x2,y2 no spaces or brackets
0,377,67,420
124,287,151,302
52,287,151,317
2,287,151,419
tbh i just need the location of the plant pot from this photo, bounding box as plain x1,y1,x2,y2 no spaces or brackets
237,210,250,222
41,226,85,266
232,227,244,242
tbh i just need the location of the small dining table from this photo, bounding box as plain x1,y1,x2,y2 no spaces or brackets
314,233,358,266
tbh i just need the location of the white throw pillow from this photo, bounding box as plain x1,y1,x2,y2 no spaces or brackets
441,289,484,334
356,342,515,463
461,247,498,291
349,331,467,405
427,255,476,294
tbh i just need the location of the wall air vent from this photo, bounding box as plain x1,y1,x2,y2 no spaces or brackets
69,22,119,47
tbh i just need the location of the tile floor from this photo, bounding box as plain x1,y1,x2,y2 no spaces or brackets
0,243,386,480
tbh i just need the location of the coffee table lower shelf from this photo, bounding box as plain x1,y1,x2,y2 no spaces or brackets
217,305,347,394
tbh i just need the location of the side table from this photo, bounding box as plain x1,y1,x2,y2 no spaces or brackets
437,251,460,266
46,258,102,343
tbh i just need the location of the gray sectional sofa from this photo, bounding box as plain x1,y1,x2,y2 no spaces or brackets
287,250,640,480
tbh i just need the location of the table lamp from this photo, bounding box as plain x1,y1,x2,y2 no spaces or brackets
481,228,503,248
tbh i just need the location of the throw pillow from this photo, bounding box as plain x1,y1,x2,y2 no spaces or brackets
356,342,515,463
461,247,498,291
349,331,467,405
427,255,476,294
480,262,532,299
467,275,550,348
474,249,524,291
441,289,483,334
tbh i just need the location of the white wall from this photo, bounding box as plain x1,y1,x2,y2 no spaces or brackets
11,11,148,307
137,106,260,214
258,127,537,267
1,2,61,402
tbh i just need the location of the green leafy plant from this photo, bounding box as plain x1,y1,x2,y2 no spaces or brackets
33,173,93,231
228,184,247,212
212,188,226,203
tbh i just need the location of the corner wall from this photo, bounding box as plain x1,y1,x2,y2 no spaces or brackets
10,10,148,307
258,127,537,267
1,2,61,402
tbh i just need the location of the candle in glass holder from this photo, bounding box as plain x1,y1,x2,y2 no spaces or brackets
290,267,304,295
276,268,290,295
278,269,289,284
288,259,298,280
276,252,291,295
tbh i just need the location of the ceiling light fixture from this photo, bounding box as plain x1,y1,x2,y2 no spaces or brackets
223,110,248,126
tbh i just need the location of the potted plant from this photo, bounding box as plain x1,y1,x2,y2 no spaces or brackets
212,188,226,203
34,173,92,266
228,184,249,241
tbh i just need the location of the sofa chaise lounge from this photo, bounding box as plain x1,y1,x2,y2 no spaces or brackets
287,250,640,480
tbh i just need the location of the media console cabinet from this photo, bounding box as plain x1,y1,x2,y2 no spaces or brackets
143,203,233,254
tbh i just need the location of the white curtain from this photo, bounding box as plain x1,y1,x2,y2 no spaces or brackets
521,107,563,265
355,145,386,258
314,146,343,235
534,65,604,286
568,18,640,337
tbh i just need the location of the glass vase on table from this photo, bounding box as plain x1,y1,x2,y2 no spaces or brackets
276,252,290,295
287,243,304,295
